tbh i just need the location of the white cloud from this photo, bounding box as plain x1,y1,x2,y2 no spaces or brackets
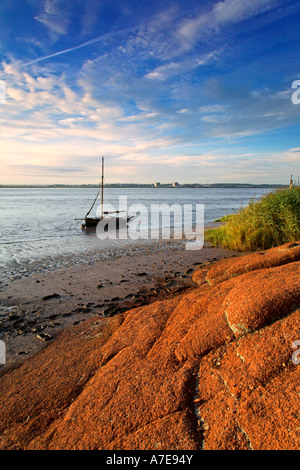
177,0,279,48
34,0,72,38
0,58,185,183
198,104,228,113
145,51,219,81
213,0,277,23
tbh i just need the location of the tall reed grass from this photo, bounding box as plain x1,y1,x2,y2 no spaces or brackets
206,186,300,251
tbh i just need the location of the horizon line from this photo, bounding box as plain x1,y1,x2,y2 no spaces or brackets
0,182,287,188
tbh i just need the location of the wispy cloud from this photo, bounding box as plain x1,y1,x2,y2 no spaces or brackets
177,0,279,49
34,0,72,38
145,51,220,81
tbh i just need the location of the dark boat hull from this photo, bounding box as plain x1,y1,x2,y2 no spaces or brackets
82,216,133,229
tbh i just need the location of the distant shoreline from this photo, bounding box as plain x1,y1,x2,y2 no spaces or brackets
0,183,285,189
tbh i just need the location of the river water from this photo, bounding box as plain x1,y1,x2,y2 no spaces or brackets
0,186,274,283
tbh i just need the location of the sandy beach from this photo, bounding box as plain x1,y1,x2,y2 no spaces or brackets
0,238,240,373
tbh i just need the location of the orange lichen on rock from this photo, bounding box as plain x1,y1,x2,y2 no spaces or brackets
0,241,300,450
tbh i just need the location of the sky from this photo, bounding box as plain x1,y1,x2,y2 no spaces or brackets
0,0,300,185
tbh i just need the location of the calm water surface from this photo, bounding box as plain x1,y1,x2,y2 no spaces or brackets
0,187,274,282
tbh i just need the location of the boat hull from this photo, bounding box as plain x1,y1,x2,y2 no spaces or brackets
82,216,133,229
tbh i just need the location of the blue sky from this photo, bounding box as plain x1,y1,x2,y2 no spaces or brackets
0,0,299,184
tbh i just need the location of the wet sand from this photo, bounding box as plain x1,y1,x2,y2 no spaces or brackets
0,238,241,373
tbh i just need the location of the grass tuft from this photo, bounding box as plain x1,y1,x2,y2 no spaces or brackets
206,186,300,251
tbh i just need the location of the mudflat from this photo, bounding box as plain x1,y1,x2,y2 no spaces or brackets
0,239,238,371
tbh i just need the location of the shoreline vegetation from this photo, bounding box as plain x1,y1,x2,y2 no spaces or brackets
206,186,300,251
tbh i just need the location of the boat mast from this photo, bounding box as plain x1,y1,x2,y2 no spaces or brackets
101,156,104,219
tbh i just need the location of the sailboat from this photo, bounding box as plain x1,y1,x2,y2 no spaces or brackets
80,157,133,230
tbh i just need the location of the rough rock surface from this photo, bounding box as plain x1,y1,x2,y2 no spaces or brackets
0,242,300,450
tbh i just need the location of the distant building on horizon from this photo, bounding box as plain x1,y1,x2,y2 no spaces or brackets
172,182,179,187
154,182,161,187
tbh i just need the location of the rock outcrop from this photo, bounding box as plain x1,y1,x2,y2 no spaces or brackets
0,242,300,450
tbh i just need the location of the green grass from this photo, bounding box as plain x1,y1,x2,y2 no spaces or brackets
214,214,234,223
206,186,300,251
